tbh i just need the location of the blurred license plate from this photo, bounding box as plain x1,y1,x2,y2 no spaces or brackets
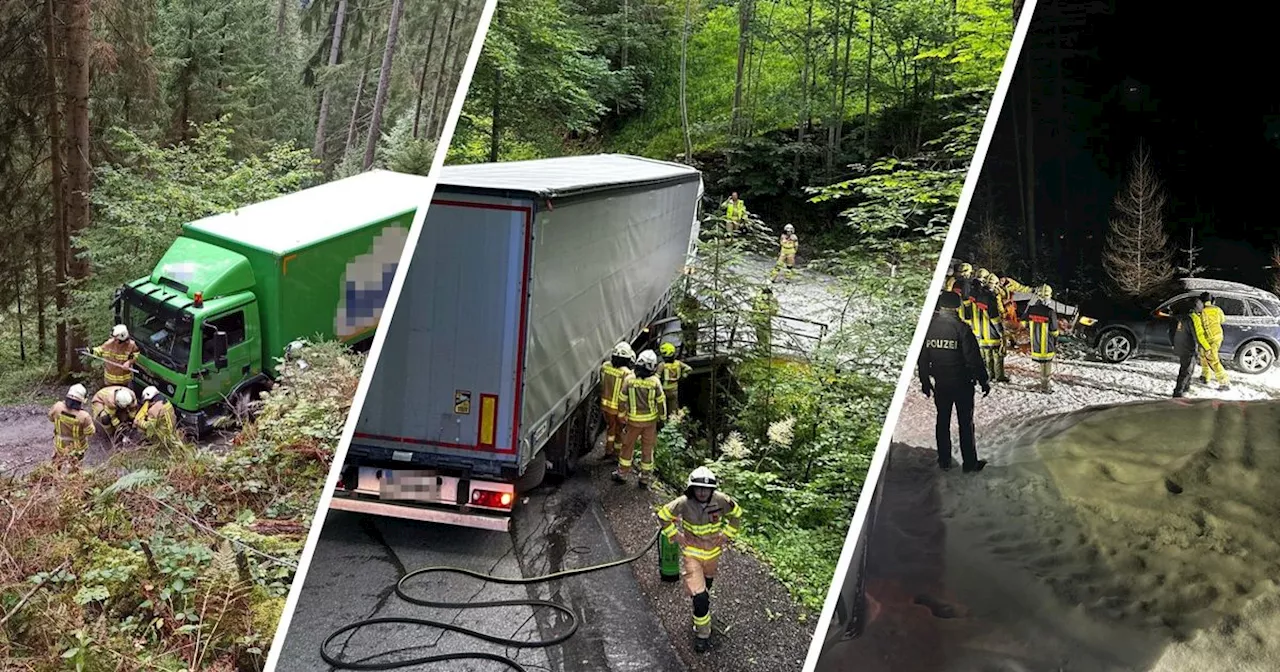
380,470,438,502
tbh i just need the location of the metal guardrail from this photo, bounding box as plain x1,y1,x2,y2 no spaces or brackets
676,312,829,361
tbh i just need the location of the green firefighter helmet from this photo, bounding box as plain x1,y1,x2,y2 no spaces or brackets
660,342,677,357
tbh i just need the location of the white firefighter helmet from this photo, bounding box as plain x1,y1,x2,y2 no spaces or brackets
67,384,87,403
142,386,160,402
686,466,719,490
637,349,658,369
1037,284,1053,299
975,268,991,282
115,388,136,408
958,262,973,276
612,341,636,361
112,324,129,341
784,224,795,234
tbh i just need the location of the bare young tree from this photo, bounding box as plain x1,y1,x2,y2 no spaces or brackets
971,215,1012,275
1103,143,1174,298
1176,228,1205,277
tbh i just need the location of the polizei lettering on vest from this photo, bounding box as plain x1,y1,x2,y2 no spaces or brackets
926,339,958,350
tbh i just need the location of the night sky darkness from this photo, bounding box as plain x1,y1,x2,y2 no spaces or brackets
967,0,1280,292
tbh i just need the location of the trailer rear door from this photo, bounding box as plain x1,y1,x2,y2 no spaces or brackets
352,194,532,476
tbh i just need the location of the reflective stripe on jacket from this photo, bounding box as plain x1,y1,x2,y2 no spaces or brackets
658,491,744,561
136,399,176,433
1198,305,1225,343
600,363,631,411
48,401,94,455
621,374,667,423
94,338,139,383
779,234,798,254
1022,302,1059,361
660,360,692,391
972,297,1003,348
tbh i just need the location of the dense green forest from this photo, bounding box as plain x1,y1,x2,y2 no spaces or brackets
447,0,1020,610
0,0,481,391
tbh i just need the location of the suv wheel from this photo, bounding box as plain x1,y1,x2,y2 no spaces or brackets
1235,340,1276,374
1099,330,1135,363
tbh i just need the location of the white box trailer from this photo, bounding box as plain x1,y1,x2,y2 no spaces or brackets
330,154,703,531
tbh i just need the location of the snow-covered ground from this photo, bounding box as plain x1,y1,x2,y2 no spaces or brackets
895,350,1280,463
850,348,1280,672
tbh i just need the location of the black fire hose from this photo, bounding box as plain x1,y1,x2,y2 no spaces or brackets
320,529,662,671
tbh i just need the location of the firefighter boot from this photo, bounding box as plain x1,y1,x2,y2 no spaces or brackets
995,346,1009,383
1040,362,1053,393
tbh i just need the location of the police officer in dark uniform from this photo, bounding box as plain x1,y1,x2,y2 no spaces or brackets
1169,298,1201,397
918,291,990,472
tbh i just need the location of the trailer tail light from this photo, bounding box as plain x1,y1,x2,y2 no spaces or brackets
471,489,514,510
477,394,498,449
193,292,204,308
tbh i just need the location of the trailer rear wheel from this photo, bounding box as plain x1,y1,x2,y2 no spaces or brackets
546,407,583,482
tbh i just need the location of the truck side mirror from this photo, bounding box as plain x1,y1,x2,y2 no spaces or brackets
214,330,229,370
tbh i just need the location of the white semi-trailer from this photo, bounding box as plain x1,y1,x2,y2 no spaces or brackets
330,154,703,531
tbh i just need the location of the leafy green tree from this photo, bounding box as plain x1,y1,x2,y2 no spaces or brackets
72,122,317,340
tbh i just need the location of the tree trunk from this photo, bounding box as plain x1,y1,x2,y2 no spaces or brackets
429,0,463,137
15,264,26,362
345,30,378,162
34,227,46,353
489,66,502,162
1054,19,1068,274
1023,66,1037,275
797,0,813,158
825,0,841,172
65,0,91,372
314,0,348,160
621,0,629,69
277,0,288,37
413,10,441,139
862,2,875,156
835,0,855,160
730,0,753,136
45,0,68,373
364,0,407,171
679,0,692,160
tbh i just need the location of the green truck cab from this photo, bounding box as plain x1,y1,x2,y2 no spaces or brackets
111,170,430,434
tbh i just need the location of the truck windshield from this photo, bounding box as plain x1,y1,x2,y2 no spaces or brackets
119,289,194,372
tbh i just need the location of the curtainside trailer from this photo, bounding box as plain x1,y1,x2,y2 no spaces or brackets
331,154,703,531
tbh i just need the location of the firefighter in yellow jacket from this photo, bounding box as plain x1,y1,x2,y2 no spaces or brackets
657,466,743,653
48,384,95,468
135,386,178,437
93,324,140,387
1193,292,1229,390
659,342,693,411
600,342,636,458
723,192,748,233
1021,285,1059,393
771,224,799,282
970,272,1005,382
92,385,137,437
613,349,668,487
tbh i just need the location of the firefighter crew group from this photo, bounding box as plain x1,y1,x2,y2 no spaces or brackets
47,324,177,468
598,340,743,653
721,192,802,284
944,261,1061,393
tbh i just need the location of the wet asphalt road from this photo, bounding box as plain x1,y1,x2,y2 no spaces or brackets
277,468,686,672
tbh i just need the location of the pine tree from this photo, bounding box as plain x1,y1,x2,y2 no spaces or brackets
1103,143,1174,298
